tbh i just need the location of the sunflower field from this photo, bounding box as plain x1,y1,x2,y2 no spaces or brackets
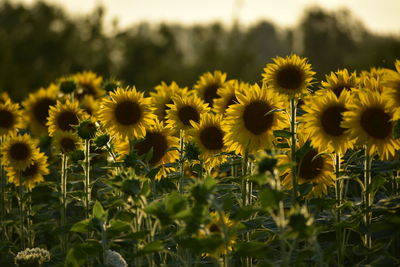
1,55,400,266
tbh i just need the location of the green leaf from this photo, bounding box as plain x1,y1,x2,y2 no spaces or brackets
121,179,141,196
299,183,314,196
259,186,284,210
65,247,86,267
135,240,164,256
234,242,271,258
93,200,107,222
295,140,312,159
70,219,93,233
107,220,132,236
178,236,224,254
392,120,400,139
273,130,293,139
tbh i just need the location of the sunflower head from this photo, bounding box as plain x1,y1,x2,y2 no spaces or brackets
166,94,210,134
98,87,155,140
5,151,49,189
47,100,84,137
213,79,249,115
223,83,288,155
0,100,24,137
342,90,400,160
194,70,227,107
73,71,104,99
1,134,39,171
300,89,355,155
262,55,315,98
53,130,81,154
22,85,58,136
321,69,357,97
150,81,189,121
79,95,100,118
58,76,77,95
189,113,227,169
281,136,335,198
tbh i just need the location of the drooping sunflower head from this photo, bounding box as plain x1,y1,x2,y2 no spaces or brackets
73,71,104,99
1,134,39,171
0,100,24,137
22,85,58,136
150,81,189,121
342,90,400,160
382,66,400,109
321,69,358,97
166,94,210,134
223,83,288,155
52,130,81,154
300,89,355,155
194,70,227,107
262,54,315,98
189,113,228,169
79,95,100,118
47,100,84,137
5,151,49,189
98,87,155,140
281,137,335,198
213,79,249,115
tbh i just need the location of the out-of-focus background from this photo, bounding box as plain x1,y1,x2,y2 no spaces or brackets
1,0,400,100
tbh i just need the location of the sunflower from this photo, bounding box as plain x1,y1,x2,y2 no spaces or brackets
98,87,155,140
223,83,288,155
166,94,210,134
321,69,358,97
194,70,227,107
79,95,100,118
1,134,39,171
213,80,249,115
281,136,335,198
114,120,179,179
0,100,24,137
73,71,104,99
47,100,84,137
198,211,236,256
342,90,400,160
383,61,400,109
52,130,81,154
150,81,189,121
189,114,228,169
360,67,397,82
300,89,355,155
5,152,49,189
262,54,315,98
22,85,58,136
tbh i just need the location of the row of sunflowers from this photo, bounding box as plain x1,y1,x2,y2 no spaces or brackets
1,55,400,266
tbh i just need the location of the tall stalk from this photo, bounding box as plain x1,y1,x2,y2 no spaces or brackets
84,140,91,219
18,184,26,249
363,147,372,249
0,136,5,241
290,98,298,202
60,153,68,253
335,153,343,265
179,130,185,194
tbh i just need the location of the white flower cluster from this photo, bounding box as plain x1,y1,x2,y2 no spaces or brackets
14,247,50,266
105,249,128,267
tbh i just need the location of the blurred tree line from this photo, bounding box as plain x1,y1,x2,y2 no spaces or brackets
0,1,399,100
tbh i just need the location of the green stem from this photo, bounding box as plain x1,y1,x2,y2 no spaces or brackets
0,136,5,241
363,147,372,249
335,153,343,266
61,154,68,253
179,130,185,194
18,185,26,249
84,140,91,219
290,98,298,202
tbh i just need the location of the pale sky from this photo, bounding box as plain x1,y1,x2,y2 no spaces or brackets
13,0,400,34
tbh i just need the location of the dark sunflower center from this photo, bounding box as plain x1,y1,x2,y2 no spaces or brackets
56,111,79,131
298,148,324,181
332,85,346,97
0,109,14,128
33,98,56,126
243,101,273,135
209,223,220,233
199,126,224,150
9,142,31,161
60,137,76,153
203,83,221,106
22,163,38,177
276,66,303,90
360,107,392,139
81,83,96,96
135,132,168,164
115,100,142,126
320,105,347,136
177,105,200,126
